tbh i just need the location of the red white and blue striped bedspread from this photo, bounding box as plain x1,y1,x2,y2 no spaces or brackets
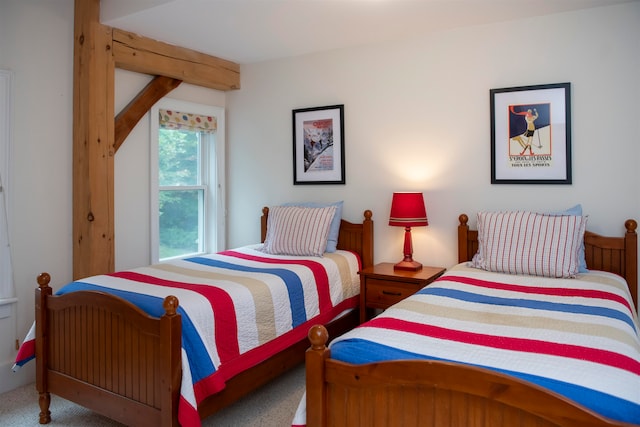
293,263,640,425
14,245,361,427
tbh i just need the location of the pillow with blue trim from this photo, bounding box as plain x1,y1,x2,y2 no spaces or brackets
470,210,588,278
262,205,337,257
281,201,343,252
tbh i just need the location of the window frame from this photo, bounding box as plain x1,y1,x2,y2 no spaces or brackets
149,99,226,263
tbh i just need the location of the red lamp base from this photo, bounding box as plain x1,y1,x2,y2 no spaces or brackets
393,259,423,271
394,226,423,271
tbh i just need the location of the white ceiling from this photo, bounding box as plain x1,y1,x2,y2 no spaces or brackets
102,0,635,65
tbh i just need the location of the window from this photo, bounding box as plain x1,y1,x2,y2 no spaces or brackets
150,99,225,263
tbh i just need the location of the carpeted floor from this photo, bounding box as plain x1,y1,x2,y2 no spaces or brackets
0,364,305,426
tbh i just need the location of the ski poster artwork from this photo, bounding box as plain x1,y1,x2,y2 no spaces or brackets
507,102,552,170
303,118,334,173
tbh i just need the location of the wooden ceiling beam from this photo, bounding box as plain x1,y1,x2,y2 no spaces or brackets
112,28,240,91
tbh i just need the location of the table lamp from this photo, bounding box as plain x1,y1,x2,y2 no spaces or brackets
388,192,428,271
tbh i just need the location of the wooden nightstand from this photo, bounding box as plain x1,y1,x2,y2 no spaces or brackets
359,263,446,323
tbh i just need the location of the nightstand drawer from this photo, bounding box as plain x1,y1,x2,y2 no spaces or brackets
365,278,422,308
359,263,446,323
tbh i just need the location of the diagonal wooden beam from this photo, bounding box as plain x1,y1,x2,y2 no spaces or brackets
114,76,182,152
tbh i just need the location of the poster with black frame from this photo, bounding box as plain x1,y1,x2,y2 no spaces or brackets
490,83,571,184
292,104,345,185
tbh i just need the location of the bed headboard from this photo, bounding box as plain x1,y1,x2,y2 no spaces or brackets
260,207,374,269
457,213,639,308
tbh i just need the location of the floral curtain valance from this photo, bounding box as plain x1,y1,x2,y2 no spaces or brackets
159,109,217,133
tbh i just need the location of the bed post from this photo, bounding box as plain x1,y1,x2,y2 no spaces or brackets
35,273,52,424
159,295,181,427
624,219,638,309
306,325,330,427
361,210,374,268
261,206,269,243
458,214,470,263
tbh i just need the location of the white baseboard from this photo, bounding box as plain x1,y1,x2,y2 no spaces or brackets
0,359,35,394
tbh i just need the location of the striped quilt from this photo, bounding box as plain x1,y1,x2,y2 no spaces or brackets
14,245,361,427
294,263,640,425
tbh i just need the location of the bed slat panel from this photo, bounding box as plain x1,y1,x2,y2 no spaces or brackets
47,371,162,426
586,244,624,278
403,386,421,427
322,379,570,427
337,212,374,269
45,298,160,407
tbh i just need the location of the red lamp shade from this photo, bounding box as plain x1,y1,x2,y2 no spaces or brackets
389,192,428,271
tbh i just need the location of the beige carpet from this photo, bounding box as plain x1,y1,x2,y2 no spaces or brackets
0,364,305,426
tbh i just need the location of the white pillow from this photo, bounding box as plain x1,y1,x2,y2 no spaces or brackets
470,211,587,278
262,205,337,257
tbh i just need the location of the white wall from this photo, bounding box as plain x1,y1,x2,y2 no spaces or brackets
0,0,75,392
226,3,640,271
1,0,638,393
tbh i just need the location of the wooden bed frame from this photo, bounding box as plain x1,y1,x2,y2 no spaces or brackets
34,207,373,426
306,213,638,427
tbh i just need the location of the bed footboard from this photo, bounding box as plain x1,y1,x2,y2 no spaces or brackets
305,325,631,427
35,273,182,427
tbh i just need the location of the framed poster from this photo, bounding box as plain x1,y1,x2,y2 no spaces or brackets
292,104,345,185
490,83,571,184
